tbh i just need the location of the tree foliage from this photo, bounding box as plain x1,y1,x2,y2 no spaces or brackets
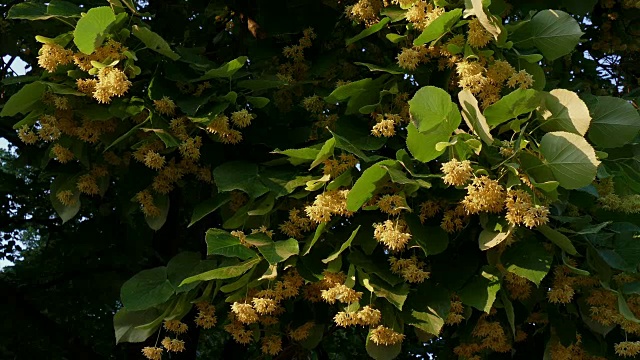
2,0,640,359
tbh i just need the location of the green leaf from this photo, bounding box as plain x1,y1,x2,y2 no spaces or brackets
587,96,640,148
189,193,231,227
501,238,552,286
274,145,322,166
386,33,407,43
354,62,405,75
47,1,82,17
246,96,270,108
459,89,493,145
459,266,501,313
206,229,258,260
361,272,410,310
537,225,578,255
325,78,373,102
478,228,511,251
346,160,396,211
539,89,591,136
464,0,502,40
510,9,584,61
166,252,202,293
618,293,640,324
310,137,336,169
144,194,169,231
8,0,81,20
220,267,257,293
539,131,599,189
213,161,269,199
237,79,286,91
73,6,116,54
50,173,81,223
299,324,325,350
483,89,540,126
346,17,391,45
405,283,450,336
409,86,458,133
132,25,180,60
405,214,448,255
181,257,261,285
120,267,175,311
406,109,461,163
323,226,361,263
413,9,463,45
256,238,299,265
114,308,162,344
501,291,516,337
330,129,371,161
303,223,327,256
1,81,47,117
193,56,248,81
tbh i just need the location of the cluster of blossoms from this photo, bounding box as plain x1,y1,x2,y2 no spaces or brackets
441,159,474,187
504,189,550,228
305,189,352,223
334,306,382,327
371,113,405,137
373,219,412,251
389,256,430,283
322,153,359,178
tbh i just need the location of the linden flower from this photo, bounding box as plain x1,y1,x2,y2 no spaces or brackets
231,109,255,128
141,346,163,360
396,47,422,71
261,335,282,356
231,302,259,324
38,43,73,72
468,18,492,48
51,144,75,164
136,190,161,217
321,284,363,304
373,219,412,251
161,337,185,352
77,174,100,195
389,256,430,283
289,321,315,341
334,311,359,327
302,95,325,113
507,70,534,89
370,325,405,346
224,320,253,344
356,306,381,326
144,151,166,170
461,176,505,214
615,341,640,357
305,190,351,223
252,298,278,315
154,96,177,116
56,190,76,207
93,67,131,104
346,0,381,25
164,319,188,334
76,78,98,95
419,200,441,222
441,159,473,186
371,118,396,137
377,194,410,215
195,302,217,329
17,125,38,145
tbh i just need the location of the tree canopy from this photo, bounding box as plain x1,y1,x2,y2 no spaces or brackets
2,0,640,359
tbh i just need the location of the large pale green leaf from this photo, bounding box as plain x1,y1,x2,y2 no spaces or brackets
73,6,116,54
483,89,540,126
206,229,258,260
366,335,402,360
405,283,450,336
406,110,461,163
256,238,299,265
464,0,502,39
310,137,336,169
181,257,261,285
413,9,463,45
510,9,583,61
50,173,81,224
346,160,396,211
354,62,405,75
7,0,80,20
1,81,47,117
346,17,391,45
193,56,248,81
459,89,493,145
587,96,640,148
459,266,501,313
132,25,180,60
166,252,202,293
409,86,457,133
144,194,169,231
539,89,591,136
501,238,553,286
323,226,361,263
537,225,578,255
213,161,269,199
114,308,162,344
120,267,175,311
539,131,599,189
361,272,410,310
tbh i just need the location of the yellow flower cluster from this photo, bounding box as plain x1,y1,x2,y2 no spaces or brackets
279,208,316,238
321,284,363,304
56,190,76,207
389,256,430,283
346,0,382,25
405,1,444,30
261,335,283,356
377,194,410,215
323,153,358,178
302,95,325,113
419,200,442,222
206,114,243,144
441,204,468,233
505,189,550,228
231,109,256,128
369,325,405,346
93,67,132,104
161,337,185,352
303,271,346,302
178,136,202,160
194,302,217,329
461,176,505,214
396,46,426,71
17,125,38,145
441,159,473,186
289,321,315,341
504,272,532,300
144,150,166,170
52,144,75,163
587,287,640,335
164,319,188,334
506,70,535,89
456,59,531,108
37,114,61,142
136,190,161,217
305,189,352,223
37,43,73,72
371,113,404,137
547,265,577,304
231,302,259,324
334,306,382,327
141,346,163,360
446,297,465,325
278,28,315,82
73,40,126,71
77,174,100,195
154,96,177,116
455,317,511,358
615,341,640,357
468,18,492,48
600,193,640,213
373,219,412,251
223,316,254,344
